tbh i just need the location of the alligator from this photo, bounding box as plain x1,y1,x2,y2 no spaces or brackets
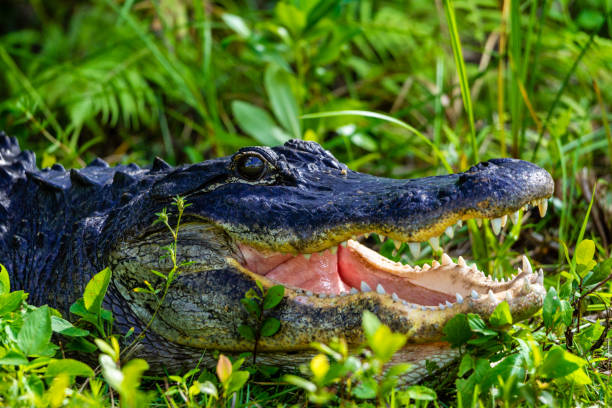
0,133,553,381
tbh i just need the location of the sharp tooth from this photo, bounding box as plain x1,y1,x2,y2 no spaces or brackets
537,268,544,284
491,217,502,235
445,226,454,239
538,199,548,217
414,265,421,271
457,256,466,267
441,253,453,265
522,256,533,274
445,300,453,308
456,293,464,303
457,220,463,227
505,291,513,301
421,306,427,311
402,300,408,306
303,254,311,260
350,287,358,294
422,263,431,271
470,264,478,273
510,211,519,225
340,241,347,247
488,289,495,298
471,290,479,299
394,240,401,250
392,293,399,301
364,232,371,239
361,281,372,292
432,260,441,267
429,237,441,252
476,218,483,227
408,243,421,258
376,283,386,294
330,247,338,254
500,215,507,227
439,303,445,310
306,291,313,296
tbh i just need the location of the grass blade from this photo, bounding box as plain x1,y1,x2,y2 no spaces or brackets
301,110,453,173
442,0,478,163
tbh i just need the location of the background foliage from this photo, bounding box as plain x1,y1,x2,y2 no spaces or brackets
1,0,611,406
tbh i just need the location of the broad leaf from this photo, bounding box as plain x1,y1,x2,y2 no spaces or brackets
0,263,9,294
17,306,52,356
264,64,301,139
46,359,94,378
489,301,512,327
443,314,472,346
260,317,281,337
232,101,291,146
262,285,284,309
83,267,111,316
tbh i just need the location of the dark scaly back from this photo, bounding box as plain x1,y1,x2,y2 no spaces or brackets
0,133,159,312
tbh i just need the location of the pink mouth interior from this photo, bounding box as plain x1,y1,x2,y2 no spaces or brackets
238,243,454,306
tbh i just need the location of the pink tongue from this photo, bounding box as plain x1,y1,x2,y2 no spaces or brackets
266,251,349,294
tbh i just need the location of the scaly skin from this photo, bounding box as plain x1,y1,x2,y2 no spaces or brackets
0,135,553,378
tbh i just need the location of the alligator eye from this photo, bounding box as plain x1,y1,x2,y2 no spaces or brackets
235,154,267,181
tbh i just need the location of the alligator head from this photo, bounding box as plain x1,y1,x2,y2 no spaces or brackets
0,136,552,379
103,140,552,377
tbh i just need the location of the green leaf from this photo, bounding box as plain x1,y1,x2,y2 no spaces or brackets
489,301,512,327
83,267,111,316
362,310,381,343
352,377,377,399
260,317,281,337
370,325,407,362
275,2,306,36
198,381,218,399
443,314,472,347
237,324,256,341
262,285,284,309
467,314,496,336
540,346,587,379
221,13,251,38
264,64,301,139
51,316,90,337
46,359,94,378
304,0,340,32
17,305,52,356
121,358,150,392
232,101,291,146
225,371,249,396
240,298,260,317
404,385,437,401
0,350,28,365
542,286,560,329
575,322,605,353
0,291,26,316
0,264,9,294
576,239,595,266
282,374,316,392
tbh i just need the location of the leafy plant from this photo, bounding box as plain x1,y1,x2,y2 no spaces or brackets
284,310,436,406
238,281,284,364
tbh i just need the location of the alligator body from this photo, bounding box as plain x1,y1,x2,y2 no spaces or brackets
0,134,553,381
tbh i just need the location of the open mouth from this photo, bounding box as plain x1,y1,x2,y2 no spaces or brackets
235,199,548,311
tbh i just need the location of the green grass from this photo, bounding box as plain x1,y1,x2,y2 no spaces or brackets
0,0,611,406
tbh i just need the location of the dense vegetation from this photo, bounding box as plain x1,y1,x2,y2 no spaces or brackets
0,0,611,406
